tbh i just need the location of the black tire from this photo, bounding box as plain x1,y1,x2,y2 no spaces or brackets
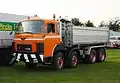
52,52,64,70
84,49,97,64
68,51,78,68
25,63,37,68
96,48,106,62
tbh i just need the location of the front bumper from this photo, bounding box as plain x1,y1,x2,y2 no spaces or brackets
12,53,43,63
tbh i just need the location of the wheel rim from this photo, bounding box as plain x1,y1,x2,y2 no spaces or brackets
91,51,96,62
72,55,77,66
100,52,105,61
57,57,63,69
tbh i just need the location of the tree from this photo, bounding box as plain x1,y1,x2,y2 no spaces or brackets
85,20,94,27
99,21,109,27
108,18,120,31
99,21,105,27
71,18,84,26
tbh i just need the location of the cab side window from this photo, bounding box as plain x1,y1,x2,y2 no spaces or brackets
47,23,55,33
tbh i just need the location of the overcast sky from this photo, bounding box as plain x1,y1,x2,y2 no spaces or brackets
0,0,120,25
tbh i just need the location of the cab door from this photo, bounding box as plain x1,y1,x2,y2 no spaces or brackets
44,23,61,57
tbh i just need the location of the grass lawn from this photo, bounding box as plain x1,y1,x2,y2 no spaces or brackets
0,49,120,83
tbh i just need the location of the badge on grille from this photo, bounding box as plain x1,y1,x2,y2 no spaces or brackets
21,38,26,40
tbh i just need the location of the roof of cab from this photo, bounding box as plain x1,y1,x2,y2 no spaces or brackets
19,17,58,23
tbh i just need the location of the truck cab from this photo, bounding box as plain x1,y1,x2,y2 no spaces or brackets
12,16,63,64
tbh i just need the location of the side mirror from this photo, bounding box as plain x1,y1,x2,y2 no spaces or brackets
9,31,13,35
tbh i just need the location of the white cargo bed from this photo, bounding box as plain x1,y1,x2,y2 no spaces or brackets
73,26,109,45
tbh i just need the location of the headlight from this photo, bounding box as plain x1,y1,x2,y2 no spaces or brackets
24,48,31,51
112,42,116,45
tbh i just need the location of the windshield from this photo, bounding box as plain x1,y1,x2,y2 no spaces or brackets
17,20,44,34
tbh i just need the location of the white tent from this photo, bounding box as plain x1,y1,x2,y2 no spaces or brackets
0,12,27,22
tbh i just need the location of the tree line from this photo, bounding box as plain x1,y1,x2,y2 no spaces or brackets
71,17,120,32
71,18,94,27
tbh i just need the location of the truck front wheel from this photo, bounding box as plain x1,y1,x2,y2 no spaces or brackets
52,52,64,70
68,51,78,68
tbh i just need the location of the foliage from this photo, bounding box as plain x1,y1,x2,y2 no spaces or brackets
109,20,120,31
99,17,120,31
85,20,94,27
71,18,84,26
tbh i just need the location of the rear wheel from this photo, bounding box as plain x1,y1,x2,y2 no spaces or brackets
96,48,106,62
84,49,96,64
68,51,78,68
52,52,64,70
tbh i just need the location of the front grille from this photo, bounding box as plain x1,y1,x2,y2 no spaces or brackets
36,43,44,53
17,44,32,51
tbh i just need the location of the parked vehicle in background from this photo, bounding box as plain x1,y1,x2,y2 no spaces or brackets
107,36,120,48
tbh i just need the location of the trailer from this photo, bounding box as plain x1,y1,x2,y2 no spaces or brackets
0,13,27,66
11,16,109,70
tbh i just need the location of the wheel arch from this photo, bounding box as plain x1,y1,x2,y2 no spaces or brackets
84,45,106,55
68,47,80,58
52,44,65,56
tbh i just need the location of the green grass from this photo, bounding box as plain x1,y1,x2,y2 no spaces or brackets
0,49,120,83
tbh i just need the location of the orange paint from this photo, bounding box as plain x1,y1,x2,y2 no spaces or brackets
14,17,62,57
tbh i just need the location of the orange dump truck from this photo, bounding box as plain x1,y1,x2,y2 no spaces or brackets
11,15,109,70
